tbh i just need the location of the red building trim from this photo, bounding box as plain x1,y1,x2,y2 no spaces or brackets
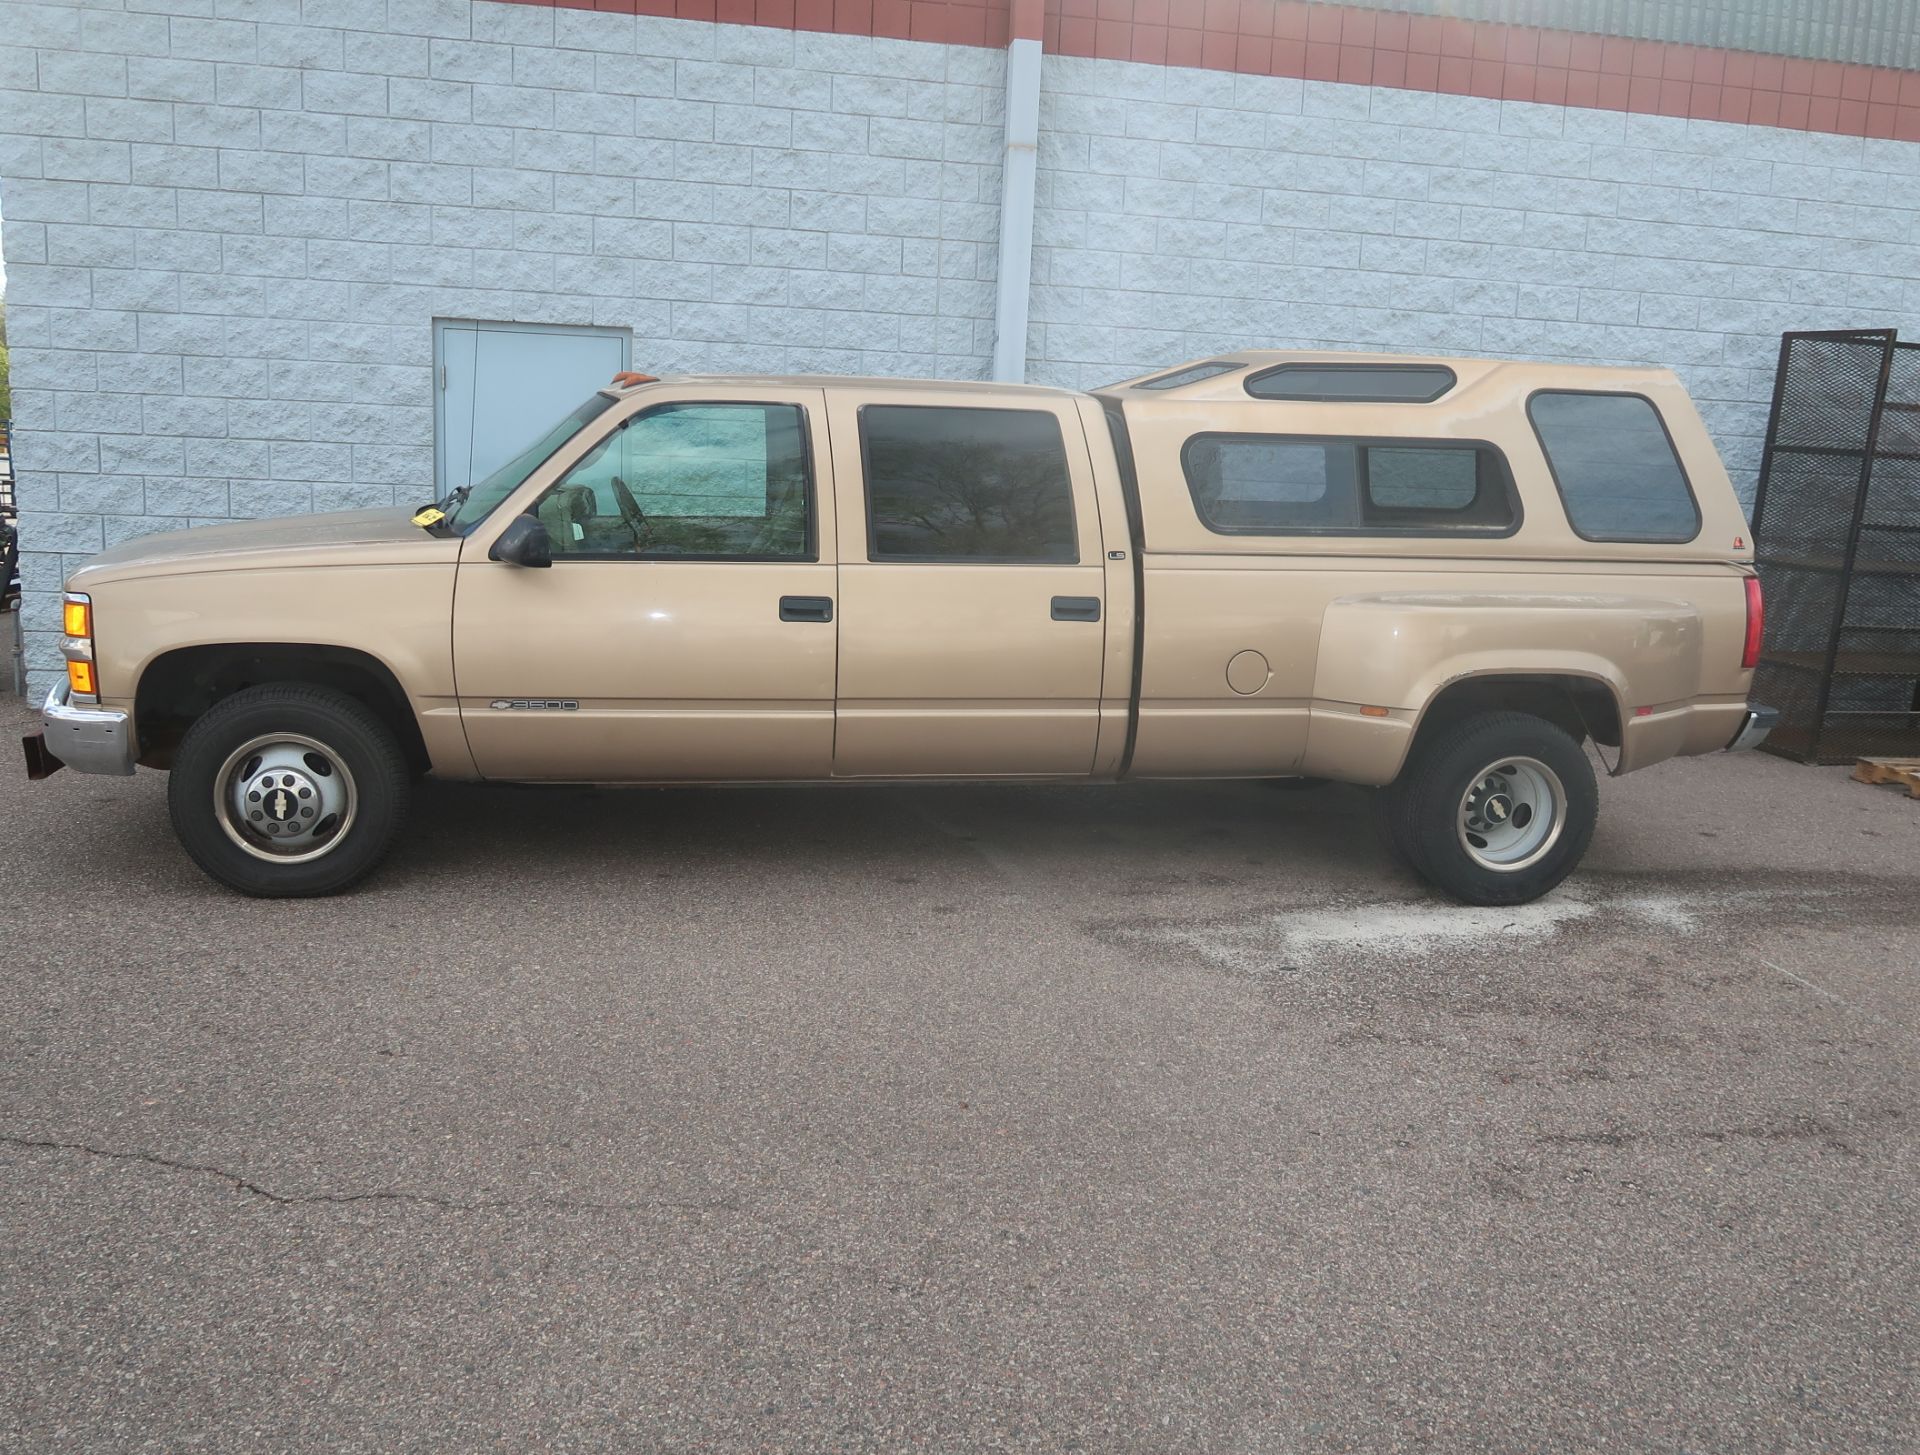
541,0,1014,49
508,0,1920,142
1046,0,1920,141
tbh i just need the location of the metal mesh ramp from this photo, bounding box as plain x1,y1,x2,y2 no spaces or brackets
1751,329,1920,763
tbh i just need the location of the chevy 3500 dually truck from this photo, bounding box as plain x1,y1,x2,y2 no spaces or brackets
25,351,1774,903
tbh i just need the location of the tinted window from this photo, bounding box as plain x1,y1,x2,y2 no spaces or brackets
1364,446,1515,529
1183,435,1517,535
537,402,811,558
861,405,1077,562
1368,447,1477,509
1132,361,1241,390
1184,438,1356,531
1529,391,1700,543
1245,364,1455,403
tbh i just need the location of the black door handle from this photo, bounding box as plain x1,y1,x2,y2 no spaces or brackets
1051,596,1101,622
780,595,833,623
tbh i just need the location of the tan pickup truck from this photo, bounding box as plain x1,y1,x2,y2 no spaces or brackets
24,351,1773,903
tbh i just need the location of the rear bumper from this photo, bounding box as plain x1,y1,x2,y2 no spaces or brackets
1726,704,1779,752
26,681,136,778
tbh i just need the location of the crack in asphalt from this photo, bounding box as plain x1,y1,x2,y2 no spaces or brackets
0,1133,739,1216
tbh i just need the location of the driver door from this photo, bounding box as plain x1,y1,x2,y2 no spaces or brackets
452,386,837,781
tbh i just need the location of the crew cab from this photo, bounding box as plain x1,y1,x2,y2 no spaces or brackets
23,351,1774,903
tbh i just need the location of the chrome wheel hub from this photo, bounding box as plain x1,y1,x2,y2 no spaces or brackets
215,734,356,863
1457,756,1565,872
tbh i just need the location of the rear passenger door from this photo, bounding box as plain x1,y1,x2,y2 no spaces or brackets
826,395,1109,777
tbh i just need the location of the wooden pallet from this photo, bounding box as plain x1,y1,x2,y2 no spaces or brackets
1852,757,1920,798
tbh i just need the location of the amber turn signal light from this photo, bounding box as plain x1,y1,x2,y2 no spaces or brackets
68,659,98,696
63,598,91,638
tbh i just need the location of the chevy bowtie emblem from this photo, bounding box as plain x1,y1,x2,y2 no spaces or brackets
490,699,579,711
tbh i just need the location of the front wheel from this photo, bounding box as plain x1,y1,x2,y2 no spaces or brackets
168,684,410,897
1379,710,1597,906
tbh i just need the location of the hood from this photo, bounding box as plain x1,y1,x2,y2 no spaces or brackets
69,507,456,585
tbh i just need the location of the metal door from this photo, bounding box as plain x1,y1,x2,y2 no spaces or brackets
824,392,1109,778
435,320,630,497
453,385,839,782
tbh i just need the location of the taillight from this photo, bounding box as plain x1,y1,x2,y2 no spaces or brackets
1741,576,1763,670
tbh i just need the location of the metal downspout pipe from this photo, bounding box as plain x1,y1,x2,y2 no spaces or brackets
990,0,1045,383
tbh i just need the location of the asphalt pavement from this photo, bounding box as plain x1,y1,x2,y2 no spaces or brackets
2,689,1916,1453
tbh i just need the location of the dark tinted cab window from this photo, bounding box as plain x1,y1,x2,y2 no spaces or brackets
1182,435,1517,535
861,405,1077,562
1529,391,1700,543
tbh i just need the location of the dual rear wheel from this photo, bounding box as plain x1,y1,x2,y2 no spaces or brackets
1377,710,1599,906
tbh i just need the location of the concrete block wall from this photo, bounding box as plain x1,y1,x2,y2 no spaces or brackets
10,0,1920,696
0,0,1007,686
1028,53,1920,495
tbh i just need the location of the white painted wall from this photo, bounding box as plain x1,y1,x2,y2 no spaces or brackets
8,1,1920,693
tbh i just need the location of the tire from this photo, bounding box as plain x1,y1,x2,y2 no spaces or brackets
1371,783,1421,873
1380,710,1597,906
168,683,410,897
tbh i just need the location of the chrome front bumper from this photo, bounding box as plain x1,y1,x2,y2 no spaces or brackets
29,681,136,777
1726,704,1779,752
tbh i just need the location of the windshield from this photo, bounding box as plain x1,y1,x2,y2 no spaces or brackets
444,394,616,534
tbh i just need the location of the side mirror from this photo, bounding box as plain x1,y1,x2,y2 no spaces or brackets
489,513,552,568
